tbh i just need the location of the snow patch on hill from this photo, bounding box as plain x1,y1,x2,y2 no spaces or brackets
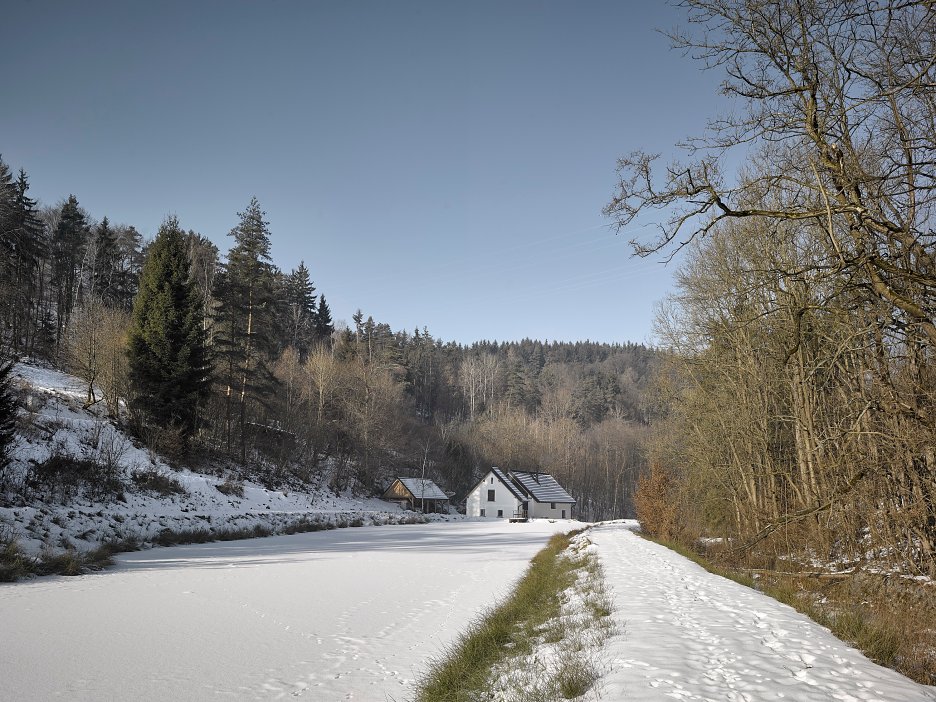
0,363,454,557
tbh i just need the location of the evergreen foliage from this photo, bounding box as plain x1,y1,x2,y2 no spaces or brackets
212,197,279,460
127,216,209,446
0,356,18,478
51,195,89,350
283,260,316,358
313,295,334,343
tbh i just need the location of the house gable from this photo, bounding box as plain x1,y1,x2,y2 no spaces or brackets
465,467,523,518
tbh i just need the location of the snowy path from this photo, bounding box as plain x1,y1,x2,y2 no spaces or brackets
590,522,936,701
0,520,575,701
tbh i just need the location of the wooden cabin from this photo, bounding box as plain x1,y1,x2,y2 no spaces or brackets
382,477,450,513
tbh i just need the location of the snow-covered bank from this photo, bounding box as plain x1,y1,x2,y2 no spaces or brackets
0,519,579,701
0,363,447,557
590,521,936,701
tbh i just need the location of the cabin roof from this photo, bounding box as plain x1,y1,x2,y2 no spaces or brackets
396,477,448,501
510,471,576,504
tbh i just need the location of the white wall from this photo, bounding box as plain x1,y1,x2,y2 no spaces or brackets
466,472,521,518
528,500,574,519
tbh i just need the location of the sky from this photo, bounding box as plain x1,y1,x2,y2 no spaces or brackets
1,1,726,346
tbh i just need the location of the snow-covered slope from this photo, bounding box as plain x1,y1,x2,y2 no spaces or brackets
0,363,446,556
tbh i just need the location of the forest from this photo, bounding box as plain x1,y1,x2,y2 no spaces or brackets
608,0,936,579
0,165,656,520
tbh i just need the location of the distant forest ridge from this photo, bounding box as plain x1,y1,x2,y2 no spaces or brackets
0,153,655,521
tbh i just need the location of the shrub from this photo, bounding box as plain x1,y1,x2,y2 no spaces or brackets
132,468,186,496
26,454,124,503
216,479,244,498
133,468,185,496
633,462,684,542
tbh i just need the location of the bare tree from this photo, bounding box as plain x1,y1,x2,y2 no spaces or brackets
605,0,936,345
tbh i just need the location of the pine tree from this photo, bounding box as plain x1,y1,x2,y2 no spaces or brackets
0,158,17,342
127,216,209,449
11,171,47,353
51,195,89,351
313,295,334,344
0,163,46,353
0,355,18,484
91,216,120,306
283,261,316,358
212,197,279,461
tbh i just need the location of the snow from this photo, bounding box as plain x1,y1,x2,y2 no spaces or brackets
4,364,935,701
1,363,449,555
0,520,579,700
589,521,936,701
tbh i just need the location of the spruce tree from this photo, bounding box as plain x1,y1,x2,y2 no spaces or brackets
212,197,278,461
127,216,208,448
283,261,316,358
51,195,89,350
0,165,46,353
91,216,120,305
0,356,18,484
313,295,334,343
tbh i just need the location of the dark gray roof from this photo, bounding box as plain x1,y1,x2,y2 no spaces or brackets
397,478,448,501
510,471,576,504
491,467,526,501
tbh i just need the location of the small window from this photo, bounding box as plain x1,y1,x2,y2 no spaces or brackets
480,508,485,517
497,509,503,518
551,502,556,510
487,489,496,502
561,509,566,519
490,477,494,483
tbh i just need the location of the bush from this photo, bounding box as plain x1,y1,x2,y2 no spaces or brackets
26,454,124,503
633,462,684,542
132,468,186,496
0,537,33,582
216,479,244,498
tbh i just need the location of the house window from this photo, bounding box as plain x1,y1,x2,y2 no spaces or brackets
490,477,494,483
487,489,495,502
480,509,485,517
551,502,556,510
497,509,503,517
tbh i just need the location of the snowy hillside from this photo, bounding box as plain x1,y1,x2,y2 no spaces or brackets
0,363,449,558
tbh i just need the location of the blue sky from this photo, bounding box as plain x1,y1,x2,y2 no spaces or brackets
2,1,724,345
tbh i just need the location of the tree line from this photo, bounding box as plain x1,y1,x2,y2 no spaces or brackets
608,0,936,576
0,160,655,519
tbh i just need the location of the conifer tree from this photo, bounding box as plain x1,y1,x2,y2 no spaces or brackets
51,195,89,350
0,165,46,353
91,216,120,305
313,295,334,344
0,355,18,484
212,197,278,461
127,216,208,449
283,260,316,358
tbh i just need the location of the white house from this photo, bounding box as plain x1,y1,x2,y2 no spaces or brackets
465,467,575,520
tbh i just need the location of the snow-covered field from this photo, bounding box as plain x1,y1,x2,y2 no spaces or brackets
0,519,578,701
590,521,936,701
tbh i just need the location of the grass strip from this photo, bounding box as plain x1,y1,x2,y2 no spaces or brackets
417,529,600,702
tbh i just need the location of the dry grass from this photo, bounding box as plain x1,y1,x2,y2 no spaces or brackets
416,529,614,702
